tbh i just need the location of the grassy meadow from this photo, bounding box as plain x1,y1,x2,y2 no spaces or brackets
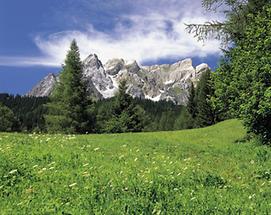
0,119,270,214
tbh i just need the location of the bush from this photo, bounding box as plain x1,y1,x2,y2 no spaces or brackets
0,103,15,131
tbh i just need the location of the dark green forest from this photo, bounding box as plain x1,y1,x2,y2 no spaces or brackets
0,94,48,131
0,93,195,133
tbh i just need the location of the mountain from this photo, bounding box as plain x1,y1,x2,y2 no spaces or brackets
27,54,210,105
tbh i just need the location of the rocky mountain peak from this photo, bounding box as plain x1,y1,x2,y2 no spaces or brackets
124,60,140,74
174,58,193,68
27,73,57,97
28,53,211,105
196,63,209,74
104,58,125,75
83,54,103,70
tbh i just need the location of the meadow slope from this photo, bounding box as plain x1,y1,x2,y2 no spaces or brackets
0,120,270,214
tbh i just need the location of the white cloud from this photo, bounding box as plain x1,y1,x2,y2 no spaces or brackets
0,0,223,67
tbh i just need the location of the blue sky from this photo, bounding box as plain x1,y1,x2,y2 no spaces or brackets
0,0,222,95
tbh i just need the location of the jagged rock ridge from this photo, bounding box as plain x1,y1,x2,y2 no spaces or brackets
27,54,210,105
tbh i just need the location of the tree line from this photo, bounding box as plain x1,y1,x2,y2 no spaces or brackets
0,40,219,134
0,92,198,134
187,0,271,144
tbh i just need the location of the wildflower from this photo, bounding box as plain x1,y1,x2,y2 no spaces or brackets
119,155,124,159
69,183,77,188
82,171,89,177
249,194,256,199
17,202,24,206
9,169,17,174
48,162,55,166
26,187,34,194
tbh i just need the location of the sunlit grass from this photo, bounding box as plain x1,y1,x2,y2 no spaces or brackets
0,119,270,214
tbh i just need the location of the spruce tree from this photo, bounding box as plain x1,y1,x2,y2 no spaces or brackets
195,70,215,127
213,5,271,143
0,103,15,131
104,79,146,133
45,40,93,133
187,82,197,119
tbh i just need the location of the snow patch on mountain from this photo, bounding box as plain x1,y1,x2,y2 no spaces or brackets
27,54,210,104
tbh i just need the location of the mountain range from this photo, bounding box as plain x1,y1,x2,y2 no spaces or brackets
28,54,210,105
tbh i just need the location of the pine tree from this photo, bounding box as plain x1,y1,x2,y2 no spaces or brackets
0,103,15,131
45,40,93,133
186,0,270,45
187,82,197,119
213,5,271,143
104,79,146,133
195,70,215,127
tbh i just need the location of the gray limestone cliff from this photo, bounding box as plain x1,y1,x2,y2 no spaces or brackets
27,54,210,105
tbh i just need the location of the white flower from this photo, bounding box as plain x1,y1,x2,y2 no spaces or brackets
9,169,17,174
249,194,256,199
69,183,77,187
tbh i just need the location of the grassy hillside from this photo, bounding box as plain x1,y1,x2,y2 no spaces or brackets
0,120,270,214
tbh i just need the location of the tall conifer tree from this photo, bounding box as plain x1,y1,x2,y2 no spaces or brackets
187,82,197,119
45,40,93,133
195,70,215,127
0,103,15,131
104,79,146,133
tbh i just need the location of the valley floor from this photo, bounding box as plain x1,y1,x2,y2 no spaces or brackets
0,120,270,214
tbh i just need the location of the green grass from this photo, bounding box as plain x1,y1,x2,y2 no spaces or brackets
0,119,270,214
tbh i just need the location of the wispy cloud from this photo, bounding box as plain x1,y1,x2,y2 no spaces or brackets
0,0,223,67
